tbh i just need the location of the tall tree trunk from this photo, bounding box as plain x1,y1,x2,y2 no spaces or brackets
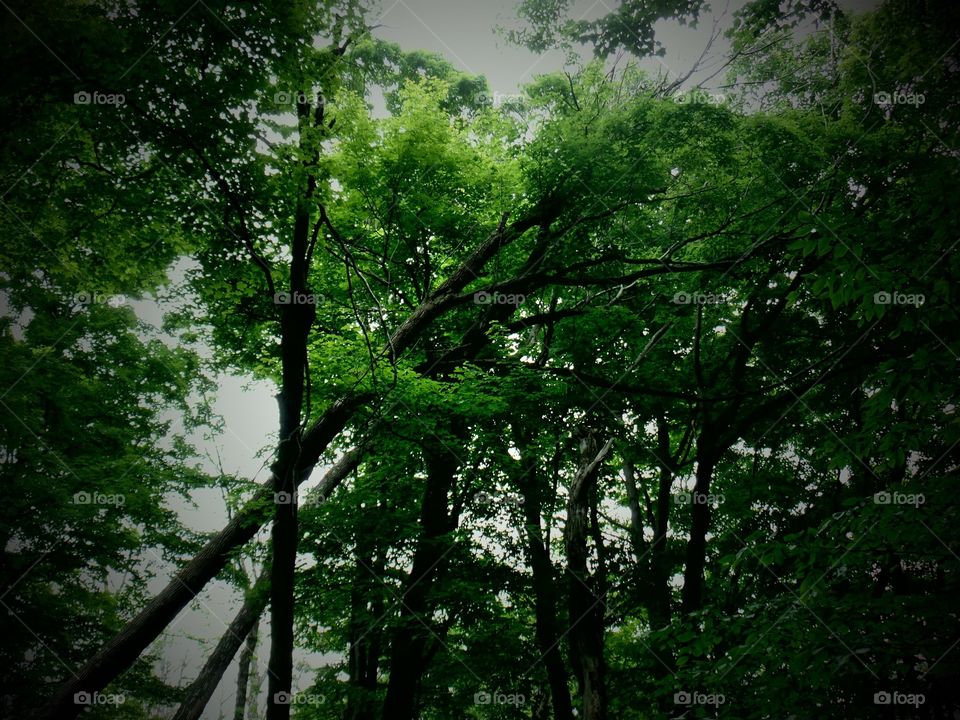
681,440,717,615
650,418,675,630
516,438,574,720
624,447,675,720
345,514,384,720
622,458,660,628
564,434,612,720
266,472,298,720
234,623,259,720
381,431,463,720
171,572,269,720
623,421,676,632
265,83,320,720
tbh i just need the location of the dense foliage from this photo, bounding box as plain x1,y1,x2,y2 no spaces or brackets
1,0,957,719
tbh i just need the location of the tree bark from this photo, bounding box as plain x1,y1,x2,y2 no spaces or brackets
516,438,574,720
345,503,384,720
624,447,676,719
564,435,612,720
622,458,654,621
623,419,676,632
680,440,717,615
266,127,316,718
381,428,464,720
650,419,676,629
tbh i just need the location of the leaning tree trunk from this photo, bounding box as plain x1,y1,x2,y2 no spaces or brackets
564,434,612,720
234,622,259,720
171,571,269,720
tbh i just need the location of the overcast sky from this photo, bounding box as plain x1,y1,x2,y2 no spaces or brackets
372,0,738,98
